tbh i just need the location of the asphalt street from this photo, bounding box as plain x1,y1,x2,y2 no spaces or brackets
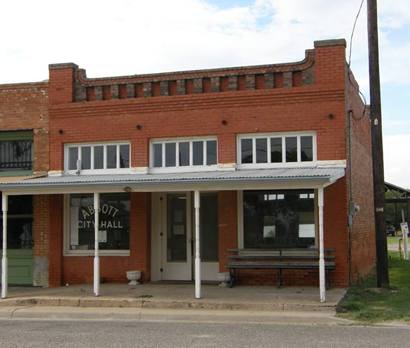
0,319,409,348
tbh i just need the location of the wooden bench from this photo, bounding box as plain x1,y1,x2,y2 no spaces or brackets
227,248,335,288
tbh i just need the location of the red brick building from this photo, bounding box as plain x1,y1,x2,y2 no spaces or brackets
0,39,375,301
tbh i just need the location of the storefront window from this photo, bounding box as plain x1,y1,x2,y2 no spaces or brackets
243,190,315,249
69,193,130,251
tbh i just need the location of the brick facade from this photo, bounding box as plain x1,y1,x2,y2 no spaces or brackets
346,71,376,282
1,39,376,289
0,82,49,286
0,82,49,173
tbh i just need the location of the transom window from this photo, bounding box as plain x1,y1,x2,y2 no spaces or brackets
238,133,315,166
151,138,217,170
65,143,130,173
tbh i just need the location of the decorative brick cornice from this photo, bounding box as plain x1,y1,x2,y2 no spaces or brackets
71,50,317,102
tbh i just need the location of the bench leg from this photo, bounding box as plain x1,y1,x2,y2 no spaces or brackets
277,268,283,288
228,269,236,288
325,270,331,290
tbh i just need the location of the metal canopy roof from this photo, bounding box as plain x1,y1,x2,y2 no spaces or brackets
0,167,345,195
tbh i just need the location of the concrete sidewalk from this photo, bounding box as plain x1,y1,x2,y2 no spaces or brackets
0,283,346,313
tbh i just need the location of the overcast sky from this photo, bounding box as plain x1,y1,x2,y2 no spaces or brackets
1,0,409,188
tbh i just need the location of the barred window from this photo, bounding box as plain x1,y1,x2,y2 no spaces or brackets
0,139,32,172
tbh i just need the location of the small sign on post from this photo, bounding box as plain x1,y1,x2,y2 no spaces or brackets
401,222,409,261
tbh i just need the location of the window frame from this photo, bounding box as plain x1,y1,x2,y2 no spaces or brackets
64,141,131,175
0,131,33,176
149,136,218,173
237,190,318,249
236,131,317,169
63,194,131,256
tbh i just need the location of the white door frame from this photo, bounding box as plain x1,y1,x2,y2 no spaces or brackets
151,192,192,281
151,191,219,282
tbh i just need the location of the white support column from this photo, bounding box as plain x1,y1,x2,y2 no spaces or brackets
93,192,100,297
1,194,8,299
194,190,201,299
318,187,326,303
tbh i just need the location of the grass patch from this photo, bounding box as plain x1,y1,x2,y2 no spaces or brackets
387,236,400,246
337,252,410,323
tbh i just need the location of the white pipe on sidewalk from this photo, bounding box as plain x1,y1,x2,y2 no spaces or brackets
1,194,8,299
194,190,201,299
93,192,100,297
318,187,326,303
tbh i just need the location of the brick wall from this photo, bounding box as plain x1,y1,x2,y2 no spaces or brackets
0,82,50,286
48,195,63,287
0,82,49,173
33,195,50,257
47,40,347,171
346,71,376,282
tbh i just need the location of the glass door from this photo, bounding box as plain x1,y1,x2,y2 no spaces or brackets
161,193,192,280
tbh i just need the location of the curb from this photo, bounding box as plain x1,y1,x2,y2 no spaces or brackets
0,296,337,313
0,306,349,326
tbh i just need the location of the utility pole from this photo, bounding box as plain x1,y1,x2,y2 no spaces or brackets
367,0,389,287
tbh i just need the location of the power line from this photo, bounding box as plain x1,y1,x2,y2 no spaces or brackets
348,0,367,120
349,0,365,67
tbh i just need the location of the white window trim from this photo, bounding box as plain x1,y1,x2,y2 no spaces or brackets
149,136,218,174
237,189,318,249
63,194,130,257
64,141,132,175
236,131,317,169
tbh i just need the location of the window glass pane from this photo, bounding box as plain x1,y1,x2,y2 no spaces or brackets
285,137,297,162
165,143,176,167
0,140,32,171
206,140,217,165
94,146,104,169
69,193,130,251
243,190,315,249
153,143,163,167
270,138,282,163
106,145,117,169
256,138,268,163
179,142,190,166
301,136,313,162
68,147,79,170
167,194,187,261
81,147,91,170
193,141,204,165
119,144,130,168
241,139,253,164
0,196,33,249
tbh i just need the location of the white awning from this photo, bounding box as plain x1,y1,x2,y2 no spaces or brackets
0,167,345,195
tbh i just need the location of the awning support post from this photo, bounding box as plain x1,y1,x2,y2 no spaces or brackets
318,187,326,303
93,192,100,297
1,194,8,299
194,190,201,299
